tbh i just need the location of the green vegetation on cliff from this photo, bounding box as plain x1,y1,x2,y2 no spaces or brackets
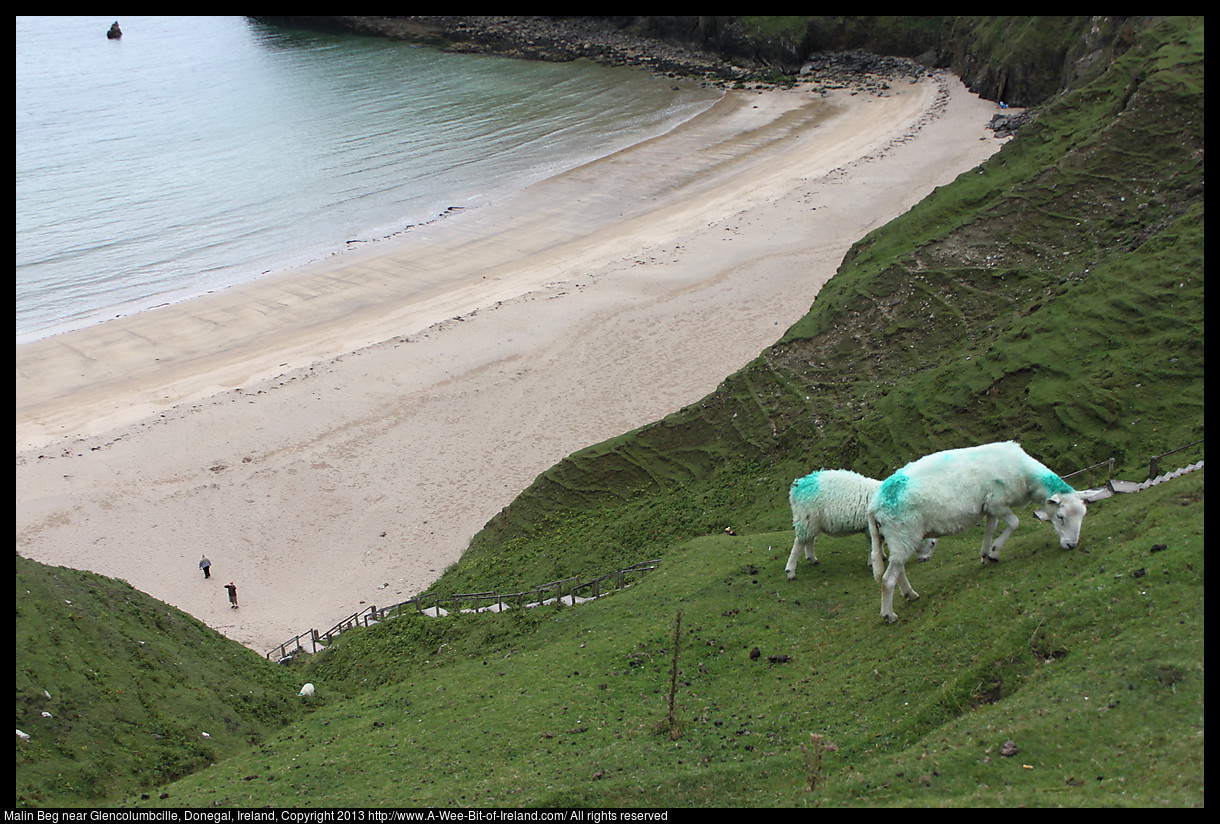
14,557,308,807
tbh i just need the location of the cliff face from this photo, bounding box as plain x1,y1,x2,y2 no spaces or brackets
626,15,1159,107
942,16,1158,106
254,16,1160,107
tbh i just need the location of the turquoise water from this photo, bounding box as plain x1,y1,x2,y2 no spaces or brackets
15,16,718,342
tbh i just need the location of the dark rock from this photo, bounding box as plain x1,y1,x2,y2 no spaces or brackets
988,110,1035,137
251,17,931,91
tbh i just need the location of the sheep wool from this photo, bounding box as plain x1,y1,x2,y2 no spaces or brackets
786,469,935,580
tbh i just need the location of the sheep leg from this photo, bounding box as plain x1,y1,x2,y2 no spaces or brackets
880,576,897,623
981,514,1000,562
985,511,1020,561
785,532,815,580
897,567,919,602
883,556,912,622
993,510,1020,553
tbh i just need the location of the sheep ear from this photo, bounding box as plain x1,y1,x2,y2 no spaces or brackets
1046,493,1063,506
1033,509,1050,522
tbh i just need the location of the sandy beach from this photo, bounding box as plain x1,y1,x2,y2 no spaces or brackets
16,73,1009,653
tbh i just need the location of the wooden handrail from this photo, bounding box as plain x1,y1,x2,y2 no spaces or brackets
268,559,662,659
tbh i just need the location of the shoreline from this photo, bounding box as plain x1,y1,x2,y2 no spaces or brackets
16,74,1011,653
16,22,726,350
14,79,915,452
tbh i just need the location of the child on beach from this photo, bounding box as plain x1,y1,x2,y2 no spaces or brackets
225,582,239,609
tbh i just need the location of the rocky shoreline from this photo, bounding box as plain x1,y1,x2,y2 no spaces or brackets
254,16,938,93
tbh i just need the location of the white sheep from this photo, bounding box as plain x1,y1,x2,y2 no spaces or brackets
786,469,936,580
867,441,1105,622
17,729,30,741
298,683,315,698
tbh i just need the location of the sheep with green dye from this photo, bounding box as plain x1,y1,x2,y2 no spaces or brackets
785,469,936,580
867,441,1106,623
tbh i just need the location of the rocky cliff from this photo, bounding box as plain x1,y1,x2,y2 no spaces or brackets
254,16,1164,107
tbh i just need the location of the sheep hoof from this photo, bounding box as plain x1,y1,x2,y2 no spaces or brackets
882,613,899,624
903,591,920,602
785,571,797,581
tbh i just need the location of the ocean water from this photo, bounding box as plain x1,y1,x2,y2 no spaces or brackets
15,16,719,343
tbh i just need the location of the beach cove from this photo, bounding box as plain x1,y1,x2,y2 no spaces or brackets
16,72,1010,653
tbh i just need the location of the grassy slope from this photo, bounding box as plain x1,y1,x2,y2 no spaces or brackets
127,15,1200,808
14,557,309,807
18,16,1203,808
127,471,1202,807
435,15,1203,598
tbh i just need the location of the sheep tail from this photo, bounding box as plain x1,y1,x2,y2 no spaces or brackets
868,512,885,582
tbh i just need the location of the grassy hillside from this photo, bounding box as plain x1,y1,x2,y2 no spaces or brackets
434,14,1203,598
14,556,309,807
125,471,1202,807
17,15,1202,808
121,15,1196,808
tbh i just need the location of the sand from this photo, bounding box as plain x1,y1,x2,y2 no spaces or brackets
15,73,1010,654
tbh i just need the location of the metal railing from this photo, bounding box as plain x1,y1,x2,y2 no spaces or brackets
1060,440,1204,490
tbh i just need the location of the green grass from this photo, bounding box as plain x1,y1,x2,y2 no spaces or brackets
120,472,1202,807
14,557,309,807
15,15,1204,809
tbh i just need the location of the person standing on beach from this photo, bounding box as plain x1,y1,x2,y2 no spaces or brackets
225,582,239,609
199,555,212,579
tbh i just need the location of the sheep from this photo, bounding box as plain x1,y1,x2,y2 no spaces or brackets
867,441,1105,623
17,729,30,742
298,683,315,698
786,469,936,580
